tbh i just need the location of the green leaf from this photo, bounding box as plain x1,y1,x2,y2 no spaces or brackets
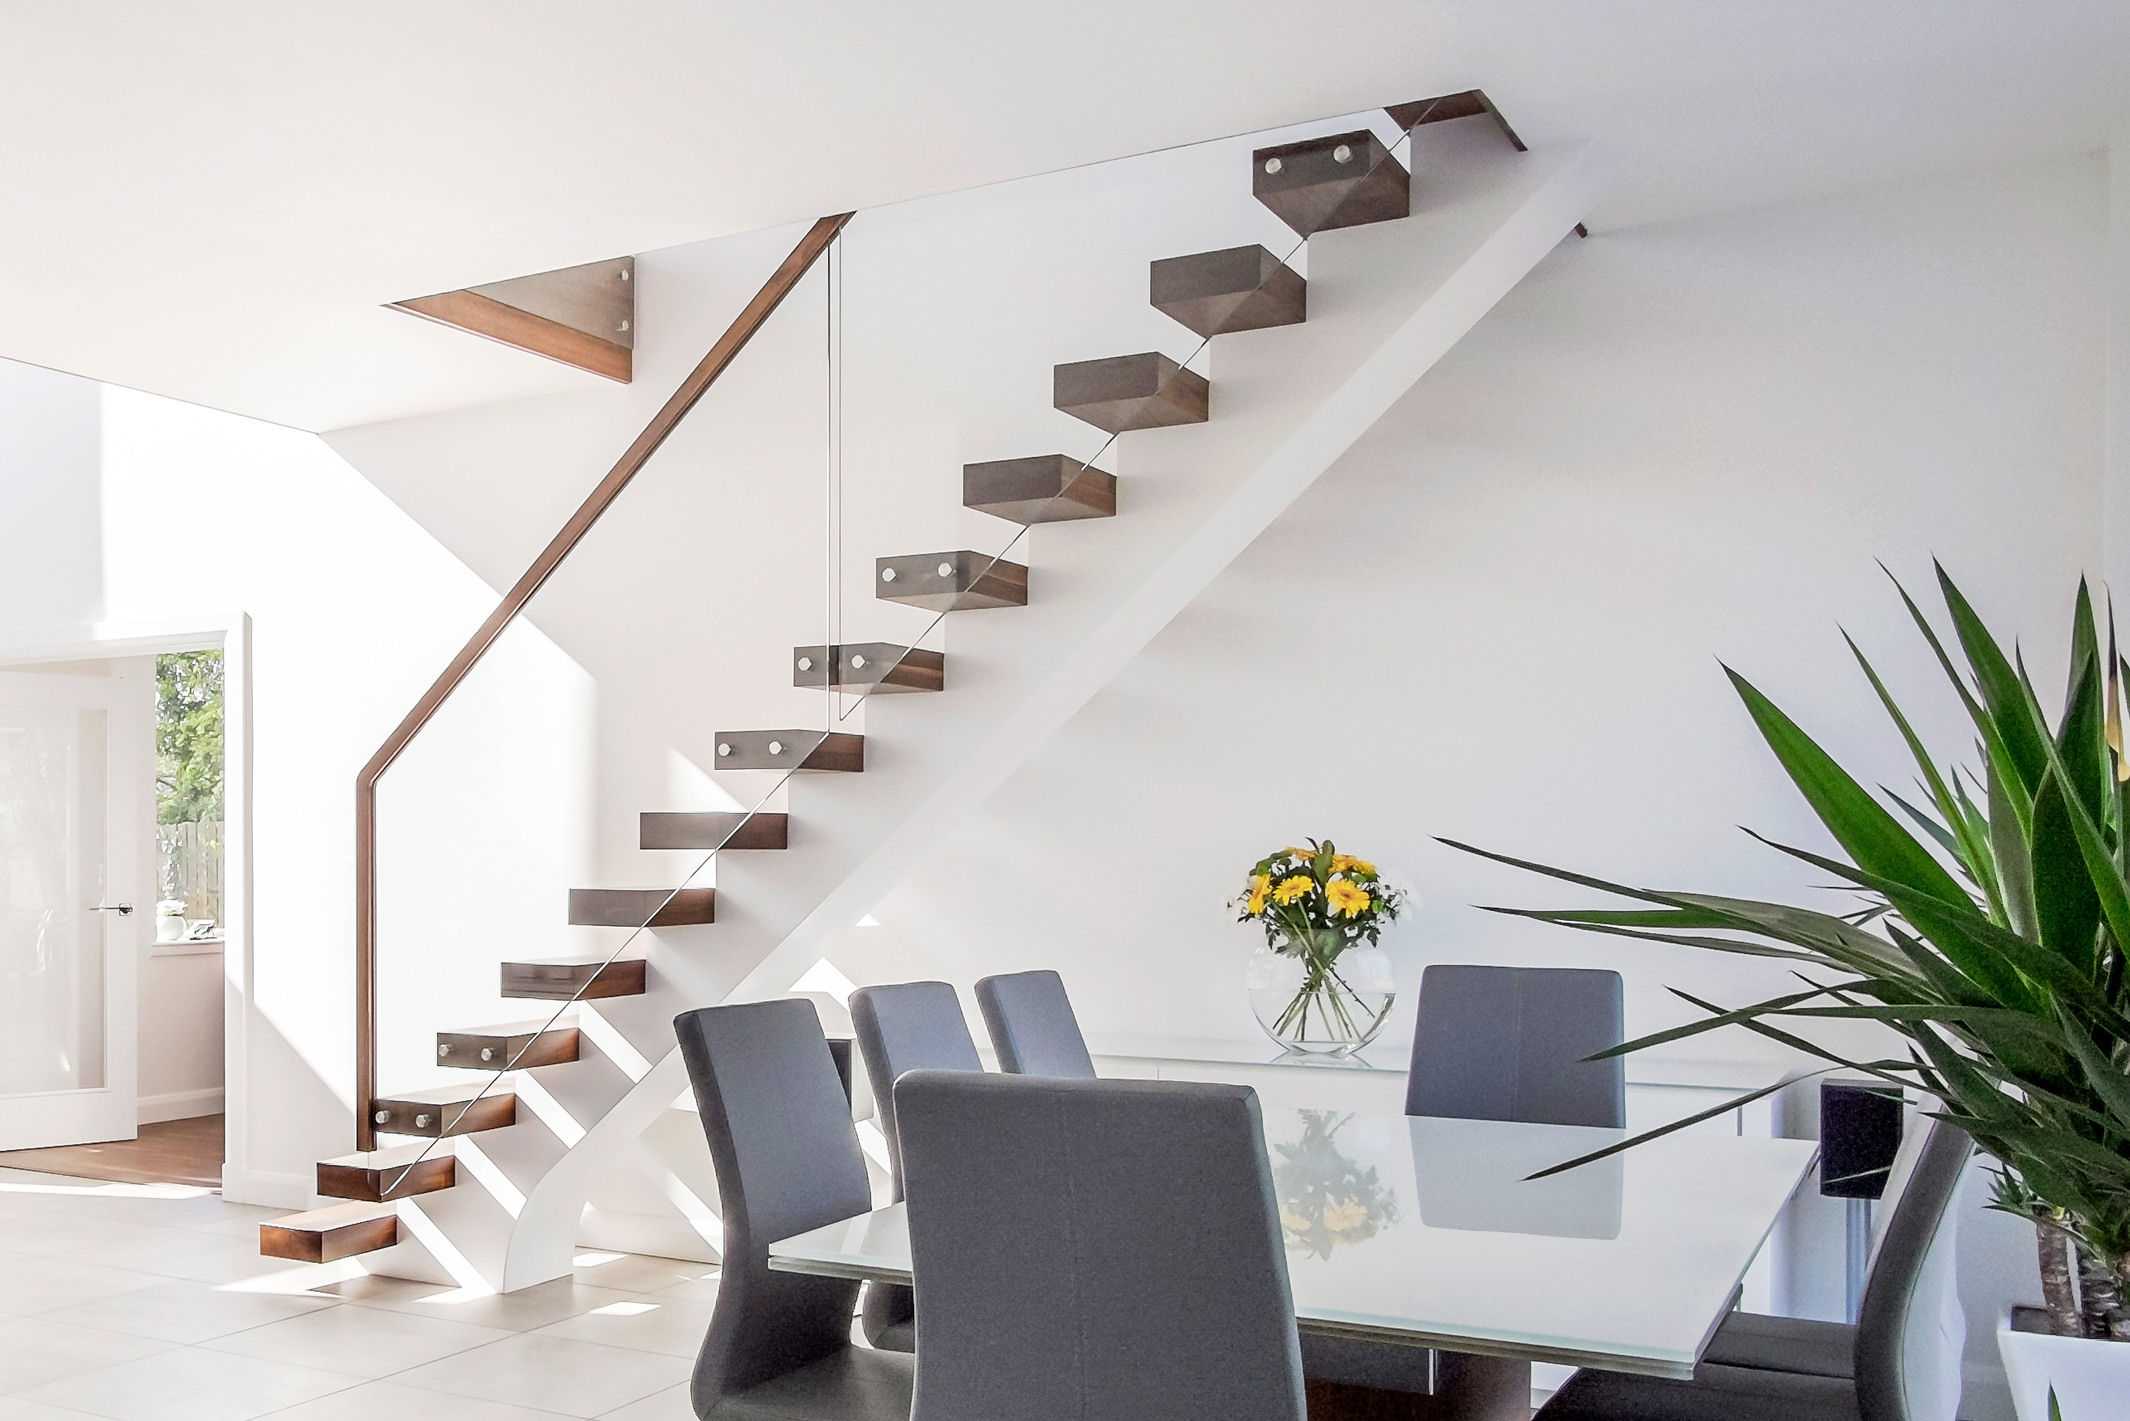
1888,566,2034,836
1744,830,2048,1012
1939,563,2053,798
2031,770,2102,980
1848,631,2010,925
2056,1005,2130,1134
1580,984,1849,1060
1524,1076,1810,1181
1989,756,2040,939
1725,666,1972,907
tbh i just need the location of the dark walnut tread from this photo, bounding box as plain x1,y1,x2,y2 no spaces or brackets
1150,245,1306,339
317,1147,456,1202
640,811,789,850
568,887,715,927
1053,353,1208,433
712,730,865,772
370,1091,518,1138
876,551,1029,612
438,1023,582,1070
963,455,1116,525
260,1203,402,1263
793,643,945,693
1252,129,1410,238
502,955,647,1000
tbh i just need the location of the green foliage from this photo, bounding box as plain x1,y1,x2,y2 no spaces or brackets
156,651,222,825
1447,565,2130,1293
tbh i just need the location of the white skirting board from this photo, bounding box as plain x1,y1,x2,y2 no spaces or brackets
137,1087,224,1124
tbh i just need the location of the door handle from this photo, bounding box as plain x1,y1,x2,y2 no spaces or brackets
94,903,134,916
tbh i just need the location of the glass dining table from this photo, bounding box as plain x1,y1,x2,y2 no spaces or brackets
769,1106,1818,1385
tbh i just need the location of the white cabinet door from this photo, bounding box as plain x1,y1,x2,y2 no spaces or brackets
0,668,147,1149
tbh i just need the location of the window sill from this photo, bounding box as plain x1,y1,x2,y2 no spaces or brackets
149,937,224,958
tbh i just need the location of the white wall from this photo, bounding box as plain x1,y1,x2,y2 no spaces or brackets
138,946,225,1122
0,363,593,1203
821,152,2105,1417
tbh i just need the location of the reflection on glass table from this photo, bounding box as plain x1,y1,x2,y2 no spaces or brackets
770,1106,1817,1378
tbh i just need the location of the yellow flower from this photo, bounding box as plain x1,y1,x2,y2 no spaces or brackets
1325,879,1371,918
1245,874,1271,915
1331,854,1376,875
1272,875,1316,905
1284,845,1315,861
1323,1198,1370,1235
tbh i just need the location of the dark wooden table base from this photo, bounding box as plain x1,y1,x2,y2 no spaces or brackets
1308,1353,1532,1421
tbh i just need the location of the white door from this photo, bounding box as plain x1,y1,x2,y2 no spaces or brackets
0,667,146,1149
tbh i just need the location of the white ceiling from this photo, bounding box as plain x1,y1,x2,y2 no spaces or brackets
2,0,2127,432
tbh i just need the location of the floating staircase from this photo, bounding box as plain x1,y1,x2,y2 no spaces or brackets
264,93,1597,1280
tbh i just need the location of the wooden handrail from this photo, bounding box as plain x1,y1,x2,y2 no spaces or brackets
354,213,853,1150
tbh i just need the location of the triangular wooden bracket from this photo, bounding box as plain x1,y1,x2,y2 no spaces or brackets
1384,89,1526,152
391,256,635,382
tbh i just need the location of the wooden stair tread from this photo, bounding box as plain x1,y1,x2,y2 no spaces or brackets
1383,88,1524,151
875,551,1029,611
260,1201,402,1263
502,955,647,1000
712,730,864,773
438,1021,581,1070
316,1146,456,1202
568,887,715,927
963,456,1116,525
370,1087,518,1137
1252,129,1409,238
640,811,789,850
1150,246,1305,339
793,643,944,693
1053,353,1208,433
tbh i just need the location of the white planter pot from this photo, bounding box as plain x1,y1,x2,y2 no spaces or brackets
1998,1308,2130,1421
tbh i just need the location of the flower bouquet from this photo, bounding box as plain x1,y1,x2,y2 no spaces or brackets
1235,839,1407,1054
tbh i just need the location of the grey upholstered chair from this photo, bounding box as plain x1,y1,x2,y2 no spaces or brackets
1405,964,1627,1127
1537,1116,1974,1421
973,969,1096,1078
847,980,985,1353
674,999,914,1420
894,1070,1306,1421
1304,964,1629,1399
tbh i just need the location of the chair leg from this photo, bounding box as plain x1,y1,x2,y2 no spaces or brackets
1307,1354,1532,1421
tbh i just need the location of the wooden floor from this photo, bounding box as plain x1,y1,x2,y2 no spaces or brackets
0,1113,223,1187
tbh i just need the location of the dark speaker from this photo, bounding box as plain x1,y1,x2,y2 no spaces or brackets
1820,1081,1904,1199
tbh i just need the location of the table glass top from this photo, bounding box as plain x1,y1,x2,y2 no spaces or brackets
770,1107,1817,1377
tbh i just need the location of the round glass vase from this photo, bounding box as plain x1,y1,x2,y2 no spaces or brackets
1246,934,1396,1057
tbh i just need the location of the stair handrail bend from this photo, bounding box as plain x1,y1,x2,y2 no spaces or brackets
353,213,854,1152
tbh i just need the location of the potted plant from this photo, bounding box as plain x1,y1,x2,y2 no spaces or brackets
1445,567,2128,1419
1235,840,1407,1055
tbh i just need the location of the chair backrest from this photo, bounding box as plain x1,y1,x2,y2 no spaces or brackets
674,999,871,1412
896,1071,1306,1421
849,980,984,1197
1404,964,1626,1128
1854,1116,1972,1421
974,969,1096,1078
